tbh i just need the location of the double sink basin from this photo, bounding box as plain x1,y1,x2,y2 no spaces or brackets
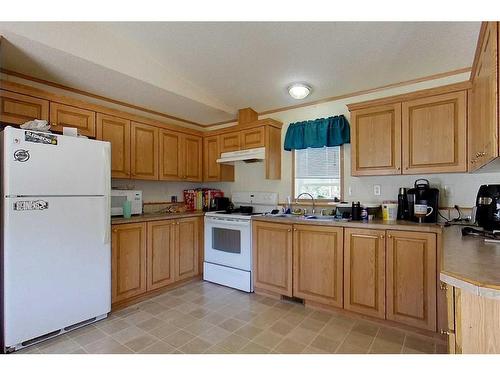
269,213,349,222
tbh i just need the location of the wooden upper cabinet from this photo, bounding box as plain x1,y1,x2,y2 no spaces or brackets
386,230,437,331
469,22,498,171
182,135,202,181
175,217,200,281
344,228,386,319
50,102,96,137
203,135,234,182
131,122,159,180
252,221,293,296
159,129,181,181
111,223,147,304
241,126,265,149
293,225,343,307
0,90,49,125
351,103,402,176
96,113,131,178
147,220,175,291
203,135,221,181
220,132,240,153
402,91,467,174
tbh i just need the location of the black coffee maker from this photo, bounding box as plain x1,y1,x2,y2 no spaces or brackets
407,179,439,223
475,185,500,231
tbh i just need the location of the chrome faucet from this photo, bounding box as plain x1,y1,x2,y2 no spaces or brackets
296,192,316,215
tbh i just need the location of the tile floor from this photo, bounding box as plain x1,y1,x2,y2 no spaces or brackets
15,281,447,354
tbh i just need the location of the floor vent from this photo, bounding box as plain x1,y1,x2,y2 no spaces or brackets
64,317,96,332
281,295,304,305
21,329,61,347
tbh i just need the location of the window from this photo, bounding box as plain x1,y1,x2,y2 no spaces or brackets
294,146,342,200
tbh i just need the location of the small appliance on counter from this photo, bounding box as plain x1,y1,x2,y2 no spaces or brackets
209,196,230,212
111,189,143,216
397,187,409,219
407,179,439,223
475,184,500,231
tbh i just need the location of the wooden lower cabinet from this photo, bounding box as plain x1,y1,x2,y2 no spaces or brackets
111,223,147,304
252,221,293,296
344,228,386,318
147,220,176,291
175,217,200,281
293,225,343,307
386,230,437,331
112,217,202,307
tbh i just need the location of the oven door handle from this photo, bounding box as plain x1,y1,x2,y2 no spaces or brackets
205,217,251,226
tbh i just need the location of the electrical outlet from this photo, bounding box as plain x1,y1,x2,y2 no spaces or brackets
443,185,453,197
373,184,381,196
348,186,353,196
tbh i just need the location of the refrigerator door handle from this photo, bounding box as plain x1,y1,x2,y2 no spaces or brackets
103,145,111,245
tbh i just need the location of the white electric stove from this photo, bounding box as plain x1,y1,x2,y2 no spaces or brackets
203,192,278,292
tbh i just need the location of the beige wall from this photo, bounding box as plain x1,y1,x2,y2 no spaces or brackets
215,71,500,208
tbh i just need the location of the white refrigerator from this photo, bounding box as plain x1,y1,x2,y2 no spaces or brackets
1,126,111,353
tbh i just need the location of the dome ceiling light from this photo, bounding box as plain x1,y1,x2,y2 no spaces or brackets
288,83,312,100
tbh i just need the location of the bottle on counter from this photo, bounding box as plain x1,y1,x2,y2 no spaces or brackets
351,201,361,221
397,187,409,220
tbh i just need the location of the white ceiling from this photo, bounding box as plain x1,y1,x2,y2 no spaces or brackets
0,22,480,126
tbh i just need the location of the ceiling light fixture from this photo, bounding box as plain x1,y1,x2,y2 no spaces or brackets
288,83,312,100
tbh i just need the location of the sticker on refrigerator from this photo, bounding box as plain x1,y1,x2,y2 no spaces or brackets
13,149,30,162
13,200,49,211
25,131,58,145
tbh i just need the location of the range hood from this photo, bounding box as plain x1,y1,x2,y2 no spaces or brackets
217,147,266,164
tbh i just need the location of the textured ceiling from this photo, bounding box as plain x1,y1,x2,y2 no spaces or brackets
0,22,480,126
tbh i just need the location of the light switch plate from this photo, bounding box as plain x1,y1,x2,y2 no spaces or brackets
373,184,381,196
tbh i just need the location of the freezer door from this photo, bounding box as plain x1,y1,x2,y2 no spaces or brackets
2,127,110,196
3,196,111,348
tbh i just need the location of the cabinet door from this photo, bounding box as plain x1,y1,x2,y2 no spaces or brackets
96,113,131,178
147,220,175,291
175,217,200,281
469,22,498,171
0,90,49,125
293,225,343,307
131,122,159,180
50,102,96,137
220,132,240,153
350,103,402,176
386,230,437,331
111,223,147,304
402,91,467,174
182,135,203,181
203,136,221,181
159,129,181,181
252,221,293,296
344,228,386,318
241,126,265,149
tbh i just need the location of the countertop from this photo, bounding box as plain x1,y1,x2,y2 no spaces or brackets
252,215,442,233
111,211,204,225
440,225,500,296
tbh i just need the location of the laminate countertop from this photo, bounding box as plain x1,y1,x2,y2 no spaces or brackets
440,225,500,297
111,211,204,225
252,215,442,233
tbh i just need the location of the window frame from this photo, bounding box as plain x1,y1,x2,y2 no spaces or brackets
291,145,344,203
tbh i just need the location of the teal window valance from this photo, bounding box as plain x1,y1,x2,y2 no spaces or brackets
283,115,350,151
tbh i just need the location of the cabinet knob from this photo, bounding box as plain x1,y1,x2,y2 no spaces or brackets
293,228,297,231
287,229,291,232
397,167,401,170
51,122,56,126
387,234,392,238
112,229,117,233
176,221,180,225
380,235,384,239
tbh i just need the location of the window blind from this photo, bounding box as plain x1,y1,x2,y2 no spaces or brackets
295,147,340,179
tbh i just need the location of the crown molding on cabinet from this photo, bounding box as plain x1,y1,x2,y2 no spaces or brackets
0,68,208,128
470,22,489,82
346,81,471,111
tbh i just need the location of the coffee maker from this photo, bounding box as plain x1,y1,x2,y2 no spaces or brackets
407,179,439,223
475,184,500,231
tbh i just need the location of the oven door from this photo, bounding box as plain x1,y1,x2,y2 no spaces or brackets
204,216,251,271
